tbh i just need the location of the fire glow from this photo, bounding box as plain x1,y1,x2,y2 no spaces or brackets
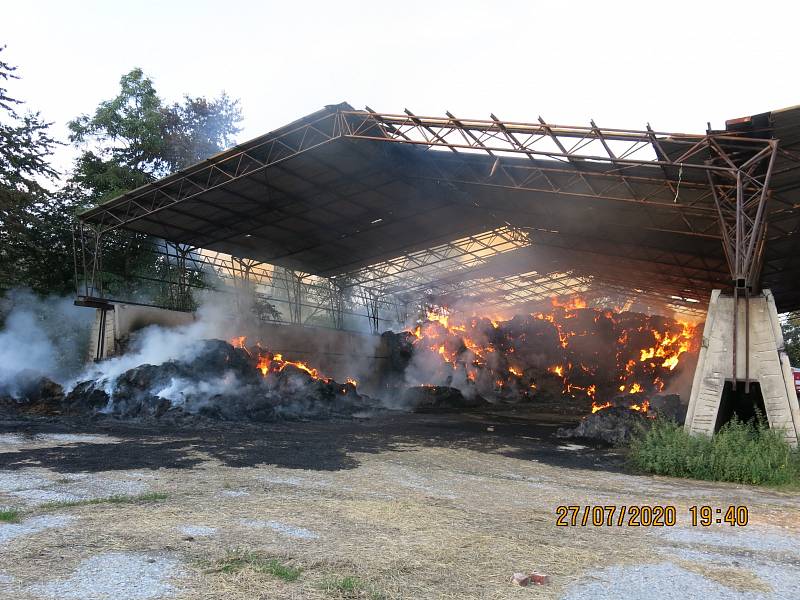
408,299,698,415
230,336,333,382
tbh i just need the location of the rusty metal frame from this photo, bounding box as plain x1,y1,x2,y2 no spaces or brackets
341,109,780,289
75,105,798,333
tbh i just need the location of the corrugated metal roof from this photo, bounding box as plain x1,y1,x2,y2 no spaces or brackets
79,104,800,312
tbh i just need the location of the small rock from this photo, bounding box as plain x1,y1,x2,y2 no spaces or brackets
529,572,550,585
510,572,530,586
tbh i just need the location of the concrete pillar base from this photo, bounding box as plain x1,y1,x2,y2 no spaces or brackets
684,289,800,446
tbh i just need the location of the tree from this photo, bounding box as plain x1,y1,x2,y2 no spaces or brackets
783,314,800,367
67,68,242,305
0,47,59,193
68,68,241,204
1,57,243,300
0,46,66,294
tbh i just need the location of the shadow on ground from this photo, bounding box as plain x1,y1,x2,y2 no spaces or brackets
0,412,626,474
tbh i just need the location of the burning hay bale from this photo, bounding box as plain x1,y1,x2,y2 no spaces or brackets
647,393,686,424
395,302,699,416
15,338,383,423
556,393,686,444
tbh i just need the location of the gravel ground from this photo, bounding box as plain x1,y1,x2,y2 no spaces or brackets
658,524,800,554
0,412,796,599
0,514,75,545
0,469,148,507
177,525,216,538
28,552,183,600
561,563,766,600
239,519,319,539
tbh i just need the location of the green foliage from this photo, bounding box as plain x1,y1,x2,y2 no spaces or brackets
37,491,168,511
0,46,69,294
0,509,21,523
1,48,243,300
782,313,800,367
65,67,242,306
68,67,241,204
0,46,59,193
212,550,302,582
160,93,241,171
629,416,800,486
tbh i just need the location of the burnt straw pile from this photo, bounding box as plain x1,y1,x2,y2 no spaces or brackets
556,394,684,445
1,339,378,422
383,304,698,414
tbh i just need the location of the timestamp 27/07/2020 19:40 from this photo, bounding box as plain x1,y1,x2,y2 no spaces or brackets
554,505,749,527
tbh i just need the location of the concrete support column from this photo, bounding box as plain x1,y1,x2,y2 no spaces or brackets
87,303,195,360
685,289,800,446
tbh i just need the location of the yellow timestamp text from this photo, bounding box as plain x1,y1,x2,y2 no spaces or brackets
555,505,749,527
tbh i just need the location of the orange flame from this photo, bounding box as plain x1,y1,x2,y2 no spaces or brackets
403,299,697,416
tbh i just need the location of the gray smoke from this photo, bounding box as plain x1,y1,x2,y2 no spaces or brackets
0,290,93,396
75,290,258,393
73,289,384,413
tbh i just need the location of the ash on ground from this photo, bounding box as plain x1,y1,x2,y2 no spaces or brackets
401,385,489,413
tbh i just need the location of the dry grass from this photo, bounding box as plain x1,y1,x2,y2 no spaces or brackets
675,560,773,594
0,415,798,599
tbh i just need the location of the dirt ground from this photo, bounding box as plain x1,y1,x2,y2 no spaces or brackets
0,410,797,599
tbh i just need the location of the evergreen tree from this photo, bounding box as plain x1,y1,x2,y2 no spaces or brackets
0,46,66,293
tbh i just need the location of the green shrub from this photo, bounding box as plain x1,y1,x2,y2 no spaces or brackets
629,416,800,486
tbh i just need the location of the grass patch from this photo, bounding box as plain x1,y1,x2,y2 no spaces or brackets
321,574,385,599
38,491,168,511
212,550,302,582
629,416,800,486
0,509,21,523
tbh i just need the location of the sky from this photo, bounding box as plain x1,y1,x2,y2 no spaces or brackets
3,0,799,176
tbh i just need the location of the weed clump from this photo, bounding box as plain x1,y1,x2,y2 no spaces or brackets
213,550,302,582
629,416,800,486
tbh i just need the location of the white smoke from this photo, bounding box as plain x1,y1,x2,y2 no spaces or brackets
0,290,93,396
153,371,246,411
75,290,255,391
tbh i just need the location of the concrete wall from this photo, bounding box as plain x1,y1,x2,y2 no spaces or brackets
685,289,800,446
248,321,390,393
